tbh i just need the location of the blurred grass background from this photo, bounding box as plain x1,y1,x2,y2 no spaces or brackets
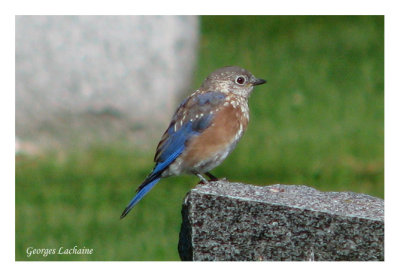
15,16,384,261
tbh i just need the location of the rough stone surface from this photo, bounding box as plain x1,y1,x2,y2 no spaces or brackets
16,16,199,151
179,181,384,261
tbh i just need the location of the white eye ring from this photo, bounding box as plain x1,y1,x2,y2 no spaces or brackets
235,75,246,85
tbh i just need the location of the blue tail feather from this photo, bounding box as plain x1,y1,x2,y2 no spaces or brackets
120,177,160,219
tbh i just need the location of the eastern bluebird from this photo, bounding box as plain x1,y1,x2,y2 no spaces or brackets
120,66,266,219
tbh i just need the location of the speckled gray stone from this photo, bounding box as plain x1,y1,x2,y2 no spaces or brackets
178,181,384,261
16,15,199,151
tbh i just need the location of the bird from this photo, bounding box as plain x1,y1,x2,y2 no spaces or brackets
120,66,266,219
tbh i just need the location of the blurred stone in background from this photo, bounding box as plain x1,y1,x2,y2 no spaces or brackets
16,16,199,153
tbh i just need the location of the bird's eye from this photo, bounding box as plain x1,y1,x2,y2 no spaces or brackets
235,76,246,85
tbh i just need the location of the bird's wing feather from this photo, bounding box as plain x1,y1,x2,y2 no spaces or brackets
134,92,225,192
122,91,226,217
121,92,226,217
154,91,226,163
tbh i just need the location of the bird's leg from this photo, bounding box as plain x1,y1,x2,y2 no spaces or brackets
205,172,219,181
196,173,209,184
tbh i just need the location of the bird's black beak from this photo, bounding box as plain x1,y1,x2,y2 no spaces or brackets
252,78,267,86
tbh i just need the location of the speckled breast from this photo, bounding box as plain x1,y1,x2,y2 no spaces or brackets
178,95,250,174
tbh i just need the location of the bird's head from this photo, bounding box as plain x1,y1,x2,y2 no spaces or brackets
201,66,266,98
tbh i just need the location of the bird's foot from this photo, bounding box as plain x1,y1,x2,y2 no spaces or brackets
205,172,219,182
196,173,209,184
196,172,227,184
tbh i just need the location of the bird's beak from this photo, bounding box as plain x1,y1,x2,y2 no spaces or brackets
252,78,267,86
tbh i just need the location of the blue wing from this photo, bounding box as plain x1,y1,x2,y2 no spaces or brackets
120,91,226,218
144,91,226,186
154,91,226,165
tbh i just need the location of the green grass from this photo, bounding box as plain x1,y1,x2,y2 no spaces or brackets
15,16,384,261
